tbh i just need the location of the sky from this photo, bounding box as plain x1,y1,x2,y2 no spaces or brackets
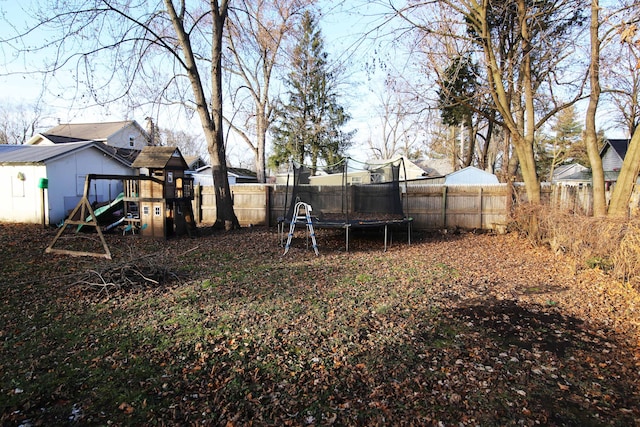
0,1,632,166
0,1,401,165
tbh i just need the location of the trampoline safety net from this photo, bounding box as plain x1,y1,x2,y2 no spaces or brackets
282,158,407,224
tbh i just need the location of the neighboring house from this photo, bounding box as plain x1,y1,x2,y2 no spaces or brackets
444,166,500,185
555,138,635,187
280,157,431,186
414,157,454,179
27,120,150,164
600,138,629,172
0,141,133,225
552,163,589,183
188,165,258,187
184,155,208,171
27,120,150,150
365,157,433,181
308,170,371,186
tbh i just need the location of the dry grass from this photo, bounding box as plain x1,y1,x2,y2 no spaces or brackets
510,203,640,286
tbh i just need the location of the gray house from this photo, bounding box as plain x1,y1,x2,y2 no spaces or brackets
555,138,633,187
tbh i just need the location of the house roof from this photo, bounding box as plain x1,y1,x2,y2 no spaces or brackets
228,167,257,179
554,163,584,173
131,146,187,169
184,155,207,170
601,139,630,160
414,158,452,177
0,141,130,166
42,121,140,142
39,134,90,144
194,165,258,180
558,169,622,182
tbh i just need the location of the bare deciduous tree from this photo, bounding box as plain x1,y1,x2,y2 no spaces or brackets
584,0,607,217
390,0,588,203
3,0,239,228
0,102,45,145
367,75,427,161
224,0,312,183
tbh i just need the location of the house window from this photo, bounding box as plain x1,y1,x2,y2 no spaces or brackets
142,206,150,216
129,135,135,147
167,171,173,184
154,205,162,216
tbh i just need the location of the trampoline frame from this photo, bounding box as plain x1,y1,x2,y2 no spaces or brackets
278,216,412,252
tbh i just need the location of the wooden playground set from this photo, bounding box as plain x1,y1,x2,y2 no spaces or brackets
45,147,196,259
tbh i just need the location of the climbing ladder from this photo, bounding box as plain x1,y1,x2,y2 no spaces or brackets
283,201,319,256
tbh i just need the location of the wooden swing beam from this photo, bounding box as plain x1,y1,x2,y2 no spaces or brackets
45,174,184,259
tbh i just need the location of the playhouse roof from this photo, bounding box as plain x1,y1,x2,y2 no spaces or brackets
131,146,188,169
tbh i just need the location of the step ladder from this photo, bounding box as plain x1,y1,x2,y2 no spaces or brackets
283,201,319,256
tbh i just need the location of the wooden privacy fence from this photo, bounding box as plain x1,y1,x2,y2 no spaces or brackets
193,182,640,229
193,184,271,226
192,183,511,231
405,184,509,231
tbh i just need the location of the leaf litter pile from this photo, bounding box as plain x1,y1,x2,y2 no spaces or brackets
1,223,639,426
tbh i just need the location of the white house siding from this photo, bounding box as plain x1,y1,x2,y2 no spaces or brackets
1,146,133,225
46,147,132,224
0,164,48,224
601,149,623,172
108,124,148,150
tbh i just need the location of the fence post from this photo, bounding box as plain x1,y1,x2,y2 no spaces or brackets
441,186,447,229
478,187,483,229
195,185,202,223
265,185,271,228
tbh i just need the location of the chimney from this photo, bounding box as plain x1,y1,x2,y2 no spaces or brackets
145,117,155,146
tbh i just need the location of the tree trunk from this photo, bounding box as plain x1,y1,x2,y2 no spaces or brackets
255,113,267,183
518,0,541,204
608,127,640,217
513,134,541,203
586,0,607,217
463,114,475,167
164,0,238,229
475,0,540,203
209,1,240,229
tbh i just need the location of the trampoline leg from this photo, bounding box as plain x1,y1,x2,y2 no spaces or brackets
384,224,388,252
346,226,349,252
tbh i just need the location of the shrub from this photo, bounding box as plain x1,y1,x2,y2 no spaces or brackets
510,204,640,287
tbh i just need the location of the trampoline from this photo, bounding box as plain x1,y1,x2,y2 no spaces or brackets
278,158,413,253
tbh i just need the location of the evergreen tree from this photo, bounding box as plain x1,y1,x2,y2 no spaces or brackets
536,105,585,180
269,11,353,174
437,55,478,128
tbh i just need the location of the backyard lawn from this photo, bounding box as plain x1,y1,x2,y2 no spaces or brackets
1,223,639,426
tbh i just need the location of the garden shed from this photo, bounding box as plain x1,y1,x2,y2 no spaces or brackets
0,142,132,225
444,166,499,185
